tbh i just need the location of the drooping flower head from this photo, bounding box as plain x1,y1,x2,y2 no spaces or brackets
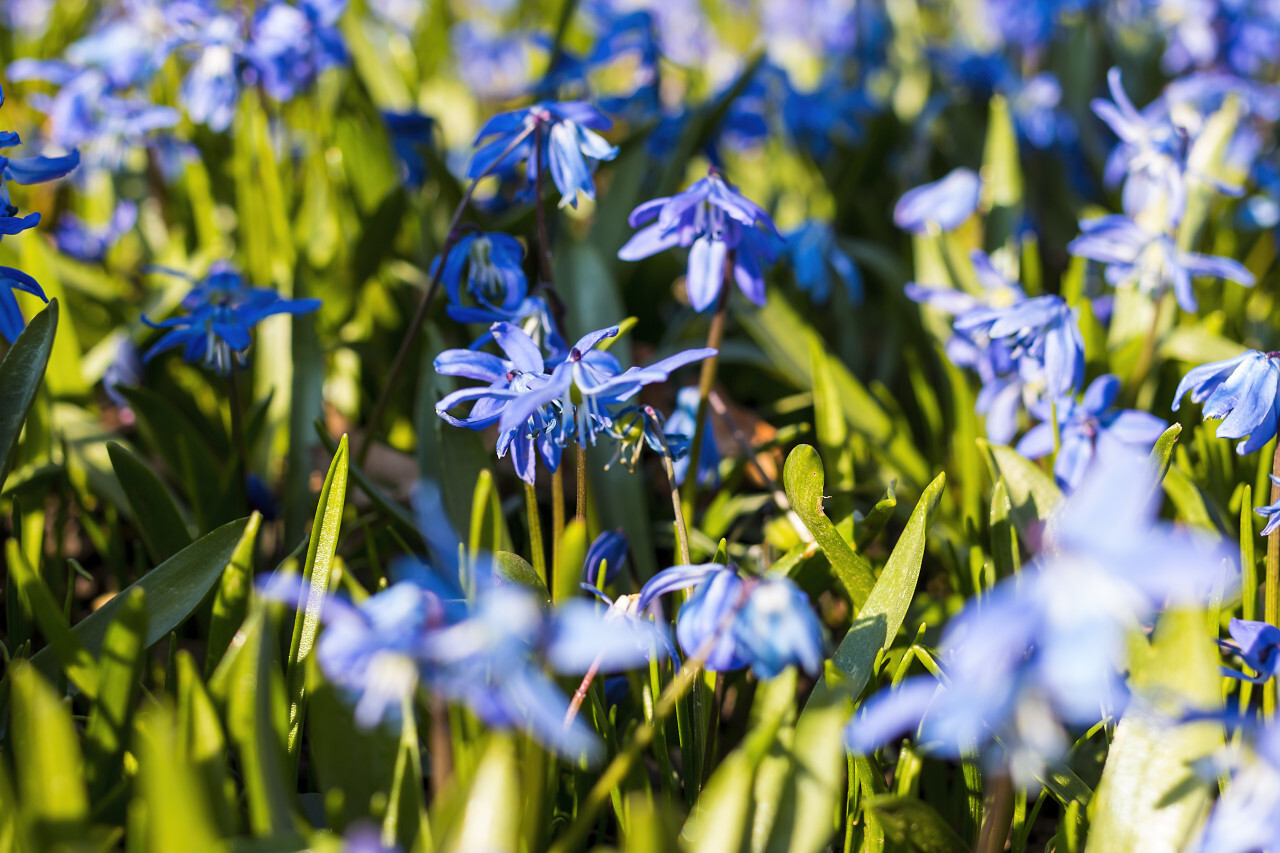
618,169,782,311
142,264,321,374
1221,617,1280,683
468,101,619,208
583,529,629,587
1256,477,1280,536
893,168,982,235
954,292,1085,400
1173,350,1280,455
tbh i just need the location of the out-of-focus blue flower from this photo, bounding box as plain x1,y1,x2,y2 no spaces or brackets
1068,214,1254,311
52,201,137,262
1015,374,1168,491
618,170,781,311
437,232,528,319
5,0,54,37
1221,617,1280,683
781,221,862,305
893,168,982,235
342,823,401,853
847,448,1232,782
584,529,629,586
452,22,537,101
142,265,320,374
780,76,868,159
588,11,661,125
907,251,1031,444
1193,724,1280,852
103,337,143,417
1173,350,1280,455
1093,67,1188,223
383,110,434,187
178,13,246,132
245,0,348,104
638,564,825,679
469,102,618,209
494,325,715,450
367,0,422,34
664,386,720,488
954,292,1084,400
1257,477,1280,536
435,322,565,485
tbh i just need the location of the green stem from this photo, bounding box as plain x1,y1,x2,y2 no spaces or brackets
661,451,692,565
357,127,534,467
526,481,548,587
1127,292,1169,406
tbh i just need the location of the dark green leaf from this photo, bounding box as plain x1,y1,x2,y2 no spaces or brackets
0,300,57,489
866,795,968,853
84,587,148,796
108,441,193,563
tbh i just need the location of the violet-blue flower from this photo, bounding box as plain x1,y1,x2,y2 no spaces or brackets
893,168,982,235
782,221,863,305
664,385,720,488
1257,477,1280,536
436,232,529,320
583,529,629,586
244,0,348,104
1221,617,1280,683
1068,214,1254,311
1173,350,1280,455
954,293,1084,399
1093,67,1188,222
469,101,618,209
52,201,136,262
617,170,782,311
1015,375,1168,491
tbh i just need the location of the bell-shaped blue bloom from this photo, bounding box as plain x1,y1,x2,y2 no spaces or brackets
583,529,629,586
618,170,782,311
52,201,136,262
1173,350,1280,455
893,168,982,235
664,385,720,488
142,265,320,374
1257,477,1280,536
1068,214,1254,312
954,293,1084,400
847,447,1233,783
1015,375,1168,491
435,322,565,485
782,221,863,306
1221,617,1280,683
638,564,825,678
469,101,618,208
436,232,529,320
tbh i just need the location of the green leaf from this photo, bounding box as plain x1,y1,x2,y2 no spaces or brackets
855,481,898,551
1162,463,1218,530
7,538,99,699
0,300,57,489
989,479,1020,579
981,94,1024,249
135,703,229,853
1085,610,1223,853
783,445,876,608
30,517,250,679
981,442,1062,544
447,735,521,852
469,468,512,561
9,663,90,846
84,587,148,796
285,434,349,755
493,551,552,604
176,651,237,835
108,441,194,563
554,519,589,604
810,339,853,492
865,795,968,853
207,512,263,677
1147,424,1182,486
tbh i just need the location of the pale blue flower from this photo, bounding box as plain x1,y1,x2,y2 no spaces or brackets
1174,350,1280,455
893,168,981,234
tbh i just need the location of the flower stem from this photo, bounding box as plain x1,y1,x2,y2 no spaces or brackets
679,273,732,524
551,467,565,579
357,127,534,467
533,126,556,288
1266,442,1280,717
661,452,693,565
576,444,587,522
226,368,251,508
1128,291,1170,406
525,481,548,586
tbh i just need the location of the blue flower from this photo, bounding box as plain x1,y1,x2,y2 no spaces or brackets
847,448,1232,782
638,564,825,679
178,13,246,132
1173,350,1280,455
103,338,143,416
618,170,782,311
1221,617,1280,683
142,265,320,374
245,0,348,104
52,201,136,262
503,328,714,450
1093,67,1188,223
1015,375,1168,491
1068,214,1254,311
954,293,1084,400
435,322,565,485
664,386,720,488
1257,477,1280,536
584,529,629,587
893,168,982,235
782,221,863,305
436,232,529,319
0,266,48,345
469,101,618,209
383,110,434,187
1193,724,1280,853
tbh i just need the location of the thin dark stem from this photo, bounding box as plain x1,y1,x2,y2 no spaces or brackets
533,126,556,288
576,444,587,522
701,672,724,789
660,451,693,565
679,274,732,522
1266,443,1280,717
357,127,534,467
